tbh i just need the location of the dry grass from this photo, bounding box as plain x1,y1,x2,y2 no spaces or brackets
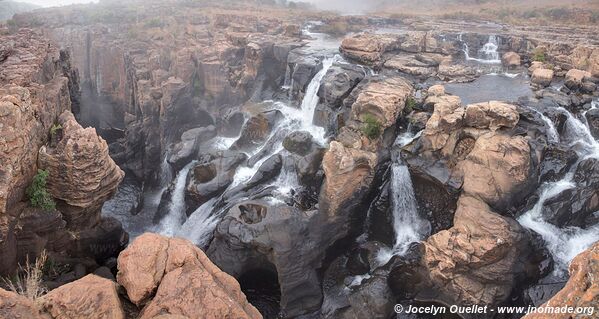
2,251,48,301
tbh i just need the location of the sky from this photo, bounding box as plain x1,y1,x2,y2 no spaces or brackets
15,0,98,7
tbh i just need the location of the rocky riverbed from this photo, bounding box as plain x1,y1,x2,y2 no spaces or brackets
1,0,598,318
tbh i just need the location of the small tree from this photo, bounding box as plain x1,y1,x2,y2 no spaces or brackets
26,169,56,211
361,114,382,140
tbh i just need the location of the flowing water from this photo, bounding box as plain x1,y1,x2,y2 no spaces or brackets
463,34,501,64
518,106,599,273
157,54,340,246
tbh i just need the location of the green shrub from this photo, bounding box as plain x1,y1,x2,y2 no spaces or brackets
532,48,546,62
26,169,55,211
144,18,164,28
361,114,382,140
405,97,417,113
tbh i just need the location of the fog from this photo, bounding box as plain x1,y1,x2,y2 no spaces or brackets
302,0,385,14
15,0,98,7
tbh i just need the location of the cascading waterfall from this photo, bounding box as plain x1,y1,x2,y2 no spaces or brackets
300,55,338,143
163,54,339,245
282,63,292,90
518,107,599,273
157,161,196,236
463,34,501,64
376,130,429,265
533,109,560,144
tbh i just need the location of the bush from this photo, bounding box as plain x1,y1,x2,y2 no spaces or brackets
144,18,164,28
532,48,546,62
26,169,55,211
405,97,417,113
2,251,47,301
361,114,382,140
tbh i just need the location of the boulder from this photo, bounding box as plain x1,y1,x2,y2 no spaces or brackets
502,52,521,68
422,195,536,306
523,241,599,319
464,101,519,131
383,54,438,78
350,76,413,130
0,288,49,319
427,84,445,96
168,125,217,170
40,274,125,319
117,233,261,319
320,141,377,216
38,111,124,229
231,113,272,152
282,131,313,155
340,33,399,65
531,68,554,87
420,94,464,152
585,108,599,139
318,63,365,108
459,133,531,209
564,69,591,90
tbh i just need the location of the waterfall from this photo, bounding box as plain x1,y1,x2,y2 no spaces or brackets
157,161,196,236
533,110,560,144
390,164,429,255
463,35,501,64
518,107,599,273
282,63,292,90
299,55,338,143
160,156,174,187
177,198,220,247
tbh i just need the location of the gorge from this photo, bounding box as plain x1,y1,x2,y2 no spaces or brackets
1,0,599,318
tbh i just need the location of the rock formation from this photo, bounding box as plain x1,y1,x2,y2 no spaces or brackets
118,233,262,319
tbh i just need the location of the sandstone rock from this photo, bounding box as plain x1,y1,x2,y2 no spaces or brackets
383,54,437,78
38,111,124,229
320,141,377,216
459,133,531,208
564,69,591,90
350,76,413,130
423,195,533,306
502,52,521,68
420,94,464,152
523,241,599,319
340,33,398,65
531,68,554,87
528,61,544,73
427,84,445,96
585,108,599,139
0,288,50,319
231,113,273,152
168,125,217,171
117,233,261,319
464,101,519,131
40,274,124,319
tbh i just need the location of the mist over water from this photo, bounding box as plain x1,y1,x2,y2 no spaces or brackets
302,0,384,14
12,0,98,8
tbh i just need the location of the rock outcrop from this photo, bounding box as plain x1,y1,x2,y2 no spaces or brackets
40,274,125,319
531,68,554,87
523,241,598,319
38,111,124,229
118,233,262,319
422,195,536,306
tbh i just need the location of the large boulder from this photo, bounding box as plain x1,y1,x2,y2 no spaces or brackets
38,111,124,229
320,141,377,216
117,233,261,319
531,68,554,87
464,101,519,131
420,94,464,152
459,132,531,209
564,69,591,90
318,63,365,108
350,76,413,130
40,274,125,319
523,241,599,319
502,52,521,68
340,33,398,65
422,196,537,306
167,125,217,171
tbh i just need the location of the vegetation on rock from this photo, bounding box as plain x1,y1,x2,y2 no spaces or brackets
2,251,47,301
361,114,382,140
26,169,56,211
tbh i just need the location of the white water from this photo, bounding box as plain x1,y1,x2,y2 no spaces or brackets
157,55,338,244
156,161,196,236
518,106,599,273
375,130,429,266
463,35,501,64
534,110,560,144
389,164,429,255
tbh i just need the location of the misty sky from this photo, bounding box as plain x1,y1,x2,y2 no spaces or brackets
303,0,382,14
16,0,98,7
